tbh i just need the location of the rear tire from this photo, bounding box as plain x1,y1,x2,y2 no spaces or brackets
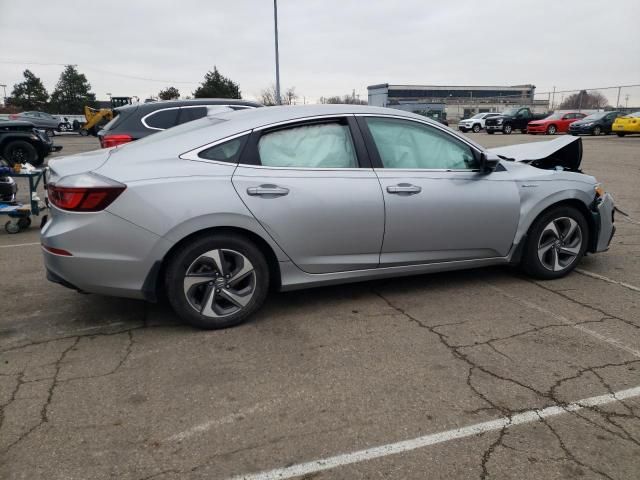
503,124,512,134
165,233,270,329
472,124,481,133
521,206,588,279
2,140,38,166
592,126,602,136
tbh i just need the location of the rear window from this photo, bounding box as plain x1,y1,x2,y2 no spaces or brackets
101,107,137,132
143,108,179,130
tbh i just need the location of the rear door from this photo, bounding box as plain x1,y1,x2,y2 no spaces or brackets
232,116,385,274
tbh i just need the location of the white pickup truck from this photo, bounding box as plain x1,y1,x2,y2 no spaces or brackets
458,112,501,133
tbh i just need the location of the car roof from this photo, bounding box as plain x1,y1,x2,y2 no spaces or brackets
110,104,485,161
115,98,262,114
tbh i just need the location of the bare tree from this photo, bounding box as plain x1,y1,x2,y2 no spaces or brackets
319,93,366,105
259,84,299,105
559,90,609,109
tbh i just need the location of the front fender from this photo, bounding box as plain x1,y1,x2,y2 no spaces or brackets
514,185,594,246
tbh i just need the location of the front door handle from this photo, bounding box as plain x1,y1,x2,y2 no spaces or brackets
387,184,422,194
247,185,290,196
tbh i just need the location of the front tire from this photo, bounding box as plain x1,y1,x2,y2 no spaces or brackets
616,132,625,137
546,124,557,135
521,206,588,279
487,130,495,134
165,233,270,329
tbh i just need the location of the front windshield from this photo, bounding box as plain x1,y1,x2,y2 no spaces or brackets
470,113,483,119
623,111,640,118
501,108,518,116
582,112,607,121
544,112,563,120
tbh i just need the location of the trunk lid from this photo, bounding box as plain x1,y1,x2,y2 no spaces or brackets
47,149,113,183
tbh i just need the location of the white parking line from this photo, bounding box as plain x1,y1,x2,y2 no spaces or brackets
488,284,640,358
575,269,640,293
0,242,40,248
227,385,640,480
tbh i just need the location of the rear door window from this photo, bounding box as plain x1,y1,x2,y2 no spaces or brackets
143,108,179,130
177,106,208,125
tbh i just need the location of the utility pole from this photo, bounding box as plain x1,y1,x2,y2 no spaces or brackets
273,0,281,105
616,86,621,108
0,84,6,107
625,94,629,108
551,86,556,110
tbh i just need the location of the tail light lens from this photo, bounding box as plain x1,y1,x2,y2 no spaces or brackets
47,173,126,212
100,134,133,149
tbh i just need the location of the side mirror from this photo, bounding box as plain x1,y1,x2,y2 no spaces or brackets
480,152,500,172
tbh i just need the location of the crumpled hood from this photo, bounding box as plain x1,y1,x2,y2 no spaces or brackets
488,135,582,171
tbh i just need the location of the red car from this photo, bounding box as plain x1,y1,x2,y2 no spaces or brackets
527,111,587,135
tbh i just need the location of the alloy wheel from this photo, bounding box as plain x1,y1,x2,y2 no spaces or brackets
537,217,582,272
547,125,556,135
183,249,256,318
593,126,601,136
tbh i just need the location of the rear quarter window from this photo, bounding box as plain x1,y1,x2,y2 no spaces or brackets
143,108,179,130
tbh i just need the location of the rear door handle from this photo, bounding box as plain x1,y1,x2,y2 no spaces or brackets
387,184,422,194
247,185,290,196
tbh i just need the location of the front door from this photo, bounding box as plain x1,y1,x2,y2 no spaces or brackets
233,117,385,274
358,116,520,266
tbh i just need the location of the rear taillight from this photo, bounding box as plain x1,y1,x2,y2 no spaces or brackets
47,173,126,212
100,134,133,149
8,114,18,120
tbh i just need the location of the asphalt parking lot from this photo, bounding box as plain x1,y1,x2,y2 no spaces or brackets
1,131,639,479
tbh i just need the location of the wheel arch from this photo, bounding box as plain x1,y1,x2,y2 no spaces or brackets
147,225,283,302
512,196,596,263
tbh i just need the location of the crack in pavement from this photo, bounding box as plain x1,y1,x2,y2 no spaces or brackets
372,289,640,480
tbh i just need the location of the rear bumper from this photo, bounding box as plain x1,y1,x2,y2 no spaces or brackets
41,207,173,300
591,193,616,252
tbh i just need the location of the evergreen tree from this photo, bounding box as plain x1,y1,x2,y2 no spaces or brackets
50,65,96,114
194,67,241,99
8,69,49,111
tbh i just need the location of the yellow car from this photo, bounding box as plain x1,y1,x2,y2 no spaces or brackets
612,111,640,136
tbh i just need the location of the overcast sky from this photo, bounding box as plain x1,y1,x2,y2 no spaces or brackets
1,0,639,105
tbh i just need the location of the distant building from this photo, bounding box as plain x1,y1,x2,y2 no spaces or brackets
367,84,549,122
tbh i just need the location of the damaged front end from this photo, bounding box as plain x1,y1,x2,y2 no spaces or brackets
489,136,583,171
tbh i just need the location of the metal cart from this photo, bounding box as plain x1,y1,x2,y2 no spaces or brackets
0,168,47,234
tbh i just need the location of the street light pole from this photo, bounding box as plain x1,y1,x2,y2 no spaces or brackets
0,84,6,107
273,0,281,105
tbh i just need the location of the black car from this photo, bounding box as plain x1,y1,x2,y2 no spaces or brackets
0,121,62,167
97,99,262,148
485,107,547,134
568,111,625,136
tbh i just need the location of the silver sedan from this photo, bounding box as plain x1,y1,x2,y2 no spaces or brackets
42,105,615,329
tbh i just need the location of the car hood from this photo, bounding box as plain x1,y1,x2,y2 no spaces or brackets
488,135,582,171
0,120,37,129
571,118,601,126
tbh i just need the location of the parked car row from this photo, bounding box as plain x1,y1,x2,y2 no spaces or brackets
461,106,637,137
